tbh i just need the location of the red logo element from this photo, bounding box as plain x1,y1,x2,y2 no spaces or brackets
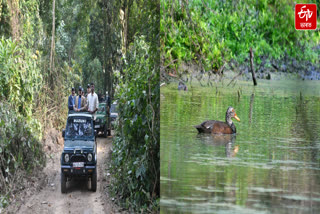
295,4,317,30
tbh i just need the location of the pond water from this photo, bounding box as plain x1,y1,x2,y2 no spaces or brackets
160,80,320,214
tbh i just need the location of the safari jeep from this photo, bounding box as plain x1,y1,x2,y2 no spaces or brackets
95,102,111,137
61,113,97,193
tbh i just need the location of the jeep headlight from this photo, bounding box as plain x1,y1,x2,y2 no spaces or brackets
87,153,93,162
64,154,69,162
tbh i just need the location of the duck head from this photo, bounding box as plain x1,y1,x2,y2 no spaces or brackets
225,107,240,132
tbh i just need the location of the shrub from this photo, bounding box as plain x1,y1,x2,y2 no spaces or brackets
0,101,45,208
161,0,320,75
110,36,160,212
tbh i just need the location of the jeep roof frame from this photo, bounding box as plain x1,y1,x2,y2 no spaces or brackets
67,113,93,119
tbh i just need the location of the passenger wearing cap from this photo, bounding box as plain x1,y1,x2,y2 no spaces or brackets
82,87,85,97
68,87,76,111
74,86,87,112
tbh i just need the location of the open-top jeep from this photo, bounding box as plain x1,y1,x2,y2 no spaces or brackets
61,113,97,193
95,102,111,137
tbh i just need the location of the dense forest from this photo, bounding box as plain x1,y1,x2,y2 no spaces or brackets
0,0,159,212
161,0,320,82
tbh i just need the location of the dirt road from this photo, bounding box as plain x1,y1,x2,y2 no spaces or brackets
7,136,124,214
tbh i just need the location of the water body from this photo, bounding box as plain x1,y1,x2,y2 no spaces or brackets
160,80,320,214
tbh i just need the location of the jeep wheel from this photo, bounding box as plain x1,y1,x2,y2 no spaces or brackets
103,125,107,138
91,170,97,192
61,173,67,193
108,128,111,136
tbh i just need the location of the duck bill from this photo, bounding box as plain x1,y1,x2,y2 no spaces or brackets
234,114,240,122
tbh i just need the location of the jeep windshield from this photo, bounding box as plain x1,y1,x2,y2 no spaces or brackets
66,118,93,139
110,104,117,113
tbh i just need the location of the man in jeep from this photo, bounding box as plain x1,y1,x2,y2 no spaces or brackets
68,87,76,112
87,82,99,119
74,87,87,112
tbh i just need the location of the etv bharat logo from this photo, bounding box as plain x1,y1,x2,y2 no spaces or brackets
295,4,317,30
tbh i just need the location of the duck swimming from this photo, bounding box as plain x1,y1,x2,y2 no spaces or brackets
194,107,240,134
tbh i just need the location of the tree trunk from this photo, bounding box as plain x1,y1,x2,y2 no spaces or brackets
103,14,107,95
122,0,128,53
103,0,110,96
249,47,257,86
107,59,112,97
49,0,56,85
8,0,21,40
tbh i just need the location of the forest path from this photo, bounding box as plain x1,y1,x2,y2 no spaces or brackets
12,136,123,214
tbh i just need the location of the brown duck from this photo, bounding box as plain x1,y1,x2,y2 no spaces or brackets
194,107,240,134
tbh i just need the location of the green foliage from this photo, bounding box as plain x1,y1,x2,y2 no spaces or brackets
87,58,103,87
0,194,9,211
0,37,43,118
0,35,44,209
161,0,320,75
84,0,122,95
0,0,10,37
0,1,46,206
110,37,160,212
0,101,45,202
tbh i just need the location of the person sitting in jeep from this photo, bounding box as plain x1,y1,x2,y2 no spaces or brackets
68,87,76,112
74,87,87,112
66,118,93,137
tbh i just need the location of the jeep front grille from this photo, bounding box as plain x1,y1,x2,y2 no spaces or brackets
70,155,86,162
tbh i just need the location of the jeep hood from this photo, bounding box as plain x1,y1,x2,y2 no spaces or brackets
64,140,95,149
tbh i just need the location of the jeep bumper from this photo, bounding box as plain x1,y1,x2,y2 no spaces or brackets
61,165,96,176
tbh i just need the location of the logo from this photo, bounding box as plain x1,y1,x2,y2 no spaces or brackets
74,119,86,123
295,4,317,30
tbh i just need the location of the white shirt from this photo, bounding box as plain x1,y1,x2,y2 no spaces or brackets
87,92,99,118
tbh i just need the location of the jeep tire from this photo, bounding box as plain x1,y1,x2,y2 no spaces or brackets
61,173,67,193
91,170,97,192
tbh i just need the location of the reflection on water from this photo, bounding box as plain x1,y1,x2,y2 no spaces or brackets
160,80,320,214
196,134,238,158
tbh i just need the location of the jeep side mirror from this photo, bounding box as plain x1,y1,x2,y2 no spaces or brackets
62,129,65,138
